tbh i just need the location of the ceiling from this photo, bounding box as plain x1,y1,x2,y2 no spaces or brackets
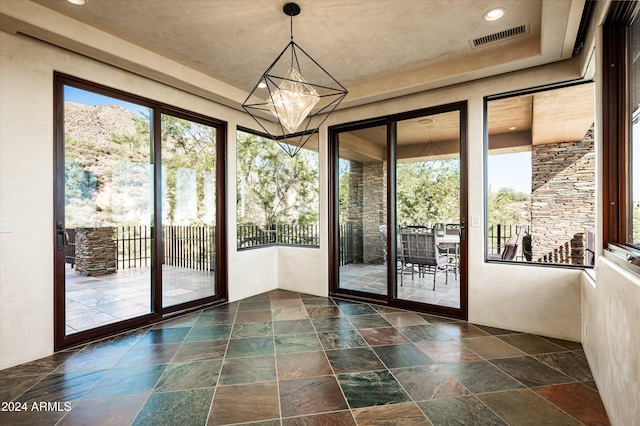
1,0,588,112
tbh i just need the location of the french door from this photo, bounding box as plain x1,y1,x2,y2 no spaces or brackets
54,74,226,349
329,102,468,319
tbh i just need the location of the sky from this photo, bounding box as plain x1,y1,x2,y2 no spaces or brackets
487,151,532,194
64,86,148,116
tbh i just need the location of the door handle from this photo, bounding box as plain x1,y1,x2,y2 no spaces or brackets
460,217,466,242
56,220,69,250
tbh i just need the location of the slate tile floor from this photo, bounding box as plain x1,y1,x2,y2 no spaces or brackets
0,290,610,425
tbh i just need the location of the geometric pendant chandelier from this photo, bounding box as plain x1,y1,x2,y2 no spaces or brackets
242,2,348,157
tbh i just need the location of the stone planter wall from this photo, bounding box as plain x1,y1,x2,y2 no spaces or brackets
530,127,595,264
74,227,117,276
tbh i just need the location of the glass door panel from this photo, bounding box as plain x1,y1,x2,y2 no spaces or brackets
394,111,462,309
337,124,388,296
161,113,217,307
62,86,153,335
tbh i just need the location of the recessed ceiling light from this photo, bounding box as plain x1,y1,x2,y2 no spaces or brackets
417,118,434,125
67,0,86,4
484,8,506,21
509,126,517,130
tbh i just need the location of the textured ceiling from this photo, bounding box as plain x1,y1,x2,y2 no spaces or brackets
2,0,586,110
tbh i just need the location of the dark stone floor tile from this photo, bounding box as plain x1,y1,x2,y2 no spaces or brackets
270,290,301,300
282,410,356,426
152,313,199,329
373,344,434,368
271,298,304,309
353,402,430,425
392,365,471,401
478,389,582,425
443,360,525,394
136,327,190,345
325,347,386,374
18,369,106,403
280,376,349,417
397,324,453,342
0,375,45,401
417,395,506,426
115,343,180,368
238,300,272,311
417,313,460,323
85,364,167,398
497,334,566,355
339,303,378,316
57,394,147,426
85,328,147,350
490,356,574,387
219,355,276,385
231,321,273,338
226,336,274,358
460,336,526,359
302,297,337,307
317,329,367,350
273,319,315,335
55,346,128,373
242,293,272,303
203,302,239,314
172,340,228,362
1,356,71,378
194,311,237,326
582,380,598,391
533,351,594,382
275,333,323,354
306,306,344,318
154,359,222,391
359,327,411,346
209,382,280,425
533,382,610,425
337,370,411,409
311,316,354,332
415,340,482,364
473,324,521,336
277,351,333,380
434,322,490,339
185,324,232,342
539,336,583,350
134,388,214,426
349,314,392,329
235,309,273,323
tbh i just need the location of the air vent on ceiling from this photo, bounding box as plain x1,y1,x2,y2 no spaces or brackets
470,24,530,49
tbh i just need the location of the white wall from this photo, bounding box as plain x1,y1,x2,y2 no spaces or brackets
0,27,588,370
0,32,275,369
582,261,640,425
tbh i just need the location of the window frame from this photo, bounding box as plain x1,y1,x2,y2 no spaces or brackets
602,1,640,270
483,81,596,269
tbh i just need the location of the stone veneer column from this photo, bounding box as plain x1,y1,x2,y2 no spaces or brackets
345,161,364,263
362,159,387,263
530,128,595,264
74,227,117,276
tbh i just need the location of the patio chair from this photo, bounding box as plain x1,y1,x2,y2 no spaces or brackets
489,226,526,261
435,224,459,279
399,231,449,290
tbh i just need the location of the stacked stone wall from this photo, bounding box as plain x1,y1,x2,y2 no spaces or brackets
362,160,387,263
344,161,364,263
75,227,117,276
531,128,595,264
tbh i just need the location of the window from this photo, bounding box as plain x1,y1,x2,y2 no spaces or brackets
485,83,596,266
603,1,640,271
236,129,319,249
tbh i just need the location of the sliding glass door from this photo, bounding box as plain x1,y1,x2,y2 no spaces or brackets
54,74,226,349
330,103,467,318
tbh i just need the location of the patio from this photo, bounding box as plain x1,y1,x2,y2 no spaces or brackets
340,263,460,309
65,265,216,335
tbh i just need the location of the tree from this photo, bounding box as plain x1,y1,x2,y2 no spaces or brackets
396,159,460,226
236,132,319,227
488,187,531,226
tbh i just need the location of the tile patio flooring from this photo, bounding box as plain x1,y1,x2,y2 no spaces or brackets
340,263,461,308
0,290,609,425
65,265,216,334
